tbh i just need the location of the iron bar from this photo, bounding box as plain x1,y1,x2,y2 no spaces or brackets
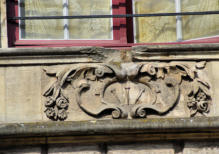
175,0,183,41
8,11,219,20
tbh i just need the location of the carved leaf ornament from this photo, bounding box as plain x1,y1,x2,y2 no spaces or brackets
43,62,211,121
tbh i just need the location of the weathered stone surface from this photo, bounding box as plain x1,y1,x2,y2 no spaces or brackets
0,146,41,154
0,60,214,123
48,144,101,154
0,45,217,123
1,117,219,139
208,61,219,117
2,141,219,153
41,64,95,122
0,68,5,122
0,47,118,65
183,141,219,154
43,62,211,121
5,66,42,123
107,143,174,154
0,58,214,122
0,44,219,65
132,44,219,61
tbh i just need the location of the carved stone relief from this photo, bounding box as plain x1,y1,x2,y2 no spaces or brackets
43,62,211,121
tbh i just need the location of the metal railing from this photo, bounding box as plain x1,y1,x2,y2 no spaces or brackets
8,11,219,20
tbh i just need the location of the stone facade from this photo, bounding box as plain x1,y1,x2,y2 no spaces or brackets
1,1,219,154
0,46,219,154
0,46,218,123
1,141,219,154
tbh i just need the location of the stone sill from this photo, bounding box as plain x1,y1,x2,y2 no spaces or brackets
1,44,219,55
0,44,219,66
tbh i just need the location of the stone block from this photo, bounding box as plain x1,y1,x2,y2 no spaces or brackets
183,141,219,154
0,146,41,154
107,143,174,154
5,66,42,123
48,144,101,154
207,62,219,117
0,68,5,122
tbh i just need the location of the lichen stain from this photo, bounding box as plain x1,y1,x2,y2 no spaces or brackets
120,50,132,62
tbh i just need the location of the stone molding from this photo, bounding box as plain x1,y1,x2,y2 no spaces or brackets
1,44,219,65
2,117,219,147
1,117,219,138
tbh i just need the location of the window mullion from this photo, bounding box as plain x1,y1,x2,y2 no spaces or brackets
175,0,183,41
63,0,69,40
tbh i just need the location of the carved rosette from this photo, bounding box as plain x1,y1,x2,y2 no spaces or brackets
43,62,211,121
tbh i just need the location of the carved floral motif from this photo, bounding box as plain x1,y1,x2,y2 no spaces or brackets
43,62,211,121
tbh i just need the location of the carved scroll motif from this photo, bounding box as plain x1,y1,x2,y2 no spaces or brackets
43,62,211,121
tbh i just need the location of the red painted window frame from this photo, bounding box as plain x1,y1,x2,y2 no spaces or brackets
8,0,130,47
7,0,219,48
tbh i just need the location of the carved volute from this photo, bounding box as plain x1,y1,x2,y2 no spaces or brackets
44,62,211,120
43,58,211,121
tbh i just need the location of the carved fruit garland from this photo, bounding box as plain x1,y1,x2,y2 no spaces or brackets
43,65,113,121
44,75,69,121
43,62,211,121
186,62,211,116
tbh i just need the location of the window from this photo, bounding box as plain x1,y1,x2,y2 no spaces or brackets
7,0,219,47
20,0,113,40
134,0,219,43
8,0,127,47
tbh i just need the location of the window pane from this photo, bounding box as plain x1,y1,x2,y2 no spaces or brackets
20,0,63,39
182,0,219,40
134,0,176,43
68,0,112,40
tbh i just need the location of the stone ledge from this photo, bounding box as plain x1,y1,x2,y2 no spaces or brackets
0,44,219,65
0,47,117,65
1,44,219,56
1,117,219,137
132,44,219,52
1,117,219,146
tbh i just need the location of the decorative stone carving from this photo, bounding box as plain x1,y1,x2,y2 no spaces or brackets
43,62,211,121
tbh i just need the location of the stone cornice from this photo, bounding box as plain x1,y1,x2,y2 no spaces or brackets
1,117,218,137
1,117,219,146
0,44,219,65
